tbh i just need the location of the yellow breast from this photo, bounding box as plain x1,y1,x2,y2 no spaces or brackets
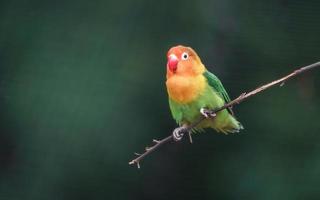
166,75,206,104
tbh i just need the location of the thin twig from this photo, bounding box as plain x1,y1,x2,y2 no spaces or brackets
129,61,320,168
129,135,173,168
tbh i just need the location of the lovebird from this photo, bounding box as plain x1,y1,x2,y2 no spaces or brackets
166,45,243,142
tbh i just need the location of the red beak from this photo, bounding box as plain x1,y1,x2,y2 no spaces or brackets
167,55,179,72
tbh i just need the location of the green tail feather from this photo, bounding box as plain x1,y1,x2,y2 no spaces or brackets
213,114,243,134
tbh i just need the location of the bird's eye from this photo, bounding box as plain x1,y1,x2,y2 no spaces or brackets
181,52,189,60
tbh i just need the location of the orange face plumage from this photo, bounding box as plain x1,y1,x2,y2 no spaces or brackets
165,45,207,103
166,45,205,79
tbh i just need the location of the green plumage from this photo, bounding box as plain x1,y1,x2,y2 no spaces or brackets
169,71,243,133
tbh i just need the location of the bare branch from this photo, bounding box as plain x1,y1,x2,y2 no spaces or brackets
129,61,320,168
129,135,173,168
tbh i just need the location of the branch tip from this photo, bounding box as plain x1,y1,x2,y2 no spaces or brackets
129,159,141,169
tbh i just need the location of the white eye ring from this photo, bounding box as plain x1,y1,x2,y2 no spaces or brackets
181,52,189,60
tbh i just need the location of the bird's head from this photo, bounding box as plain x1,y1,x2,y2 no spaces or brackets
166,45,205,78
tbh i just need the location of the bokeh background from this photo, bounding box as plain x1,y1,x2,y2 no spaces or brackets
1,0,320,199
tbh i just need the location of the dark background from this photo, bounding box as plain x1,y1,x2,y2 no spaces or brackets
1,0,320,199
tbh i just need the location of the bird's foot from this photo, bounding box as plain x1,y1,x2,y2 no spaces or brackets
200,108,217,118
173,125,190,142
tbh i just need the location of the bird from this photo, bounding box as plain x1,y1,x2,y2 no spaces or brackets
165,45,243,142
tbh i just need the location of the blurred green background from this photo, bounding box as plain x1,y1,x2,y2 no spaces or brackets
1,0,320,199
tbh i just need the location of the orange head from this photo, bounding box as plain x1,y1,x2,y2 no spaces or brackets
166,45,205,78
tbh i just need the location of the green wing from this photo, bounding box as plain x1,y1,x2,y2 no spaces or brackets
203,70,233,114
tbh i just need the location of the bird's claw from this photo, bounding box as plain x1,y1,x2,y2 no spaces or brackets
173,126,189,142
200,108,216,118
